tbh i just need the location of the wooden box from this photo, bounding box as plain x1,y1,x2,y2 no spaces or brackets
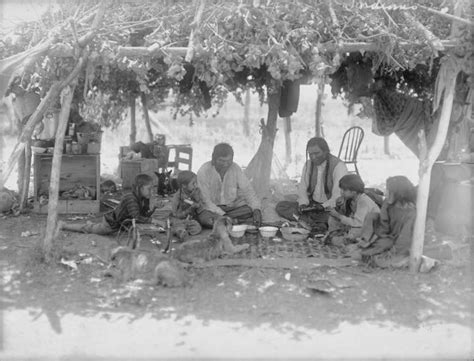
167,144,192,172
34,154,101,214
120,158,159,189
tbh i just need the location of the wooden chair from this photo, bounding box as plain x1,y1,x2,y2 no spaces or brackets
337,126,364,176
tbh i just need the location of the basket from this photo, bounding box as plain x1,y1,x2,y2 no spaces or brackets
259,226,278,238
230,224,247,238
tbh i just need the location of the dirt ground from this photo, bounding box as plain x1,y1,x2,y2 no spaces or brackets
1,211,473,359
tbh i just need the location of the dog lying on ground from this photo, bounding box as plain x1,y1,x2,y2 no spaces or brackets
104,216,249,285
104,247,188,287
172,216,249,264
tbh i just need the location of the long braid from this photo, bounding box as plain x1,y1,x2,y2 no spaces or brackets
323,153,330,198
305,137,331,200
306,148,313,196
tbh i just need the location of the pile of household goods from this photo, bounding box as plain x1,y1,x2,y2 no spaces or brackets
122,134,169,166
31,121,102,155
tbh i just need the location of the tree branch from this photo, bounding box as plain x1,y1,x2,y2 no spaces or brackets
117,45,188,58
185,0,206,63
318,39,457,53
403,12,445,52
418,4,474,27
327,0,339,28
78,1,107,47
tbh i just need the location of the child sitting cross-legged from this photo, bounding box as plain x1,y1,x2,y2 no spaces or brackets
60,173,162,235
169,171,204,241
326,174,380,246
348,176,418,268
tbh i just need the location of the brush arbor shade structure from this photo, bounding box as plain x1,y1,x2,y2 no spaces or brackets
0,1,471,270
337,126,365,176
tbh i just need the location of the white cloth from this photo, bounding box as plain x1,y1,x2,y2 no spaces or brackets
297,160,348,208
197,161,261,215
339,193,380,229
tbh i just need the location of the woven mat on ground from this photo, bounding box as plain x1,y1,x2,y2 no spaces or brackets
228,233,348,260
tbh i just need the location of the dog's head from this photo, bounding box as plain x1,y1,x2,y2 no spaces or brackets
212,216,233,235
109,246,133,267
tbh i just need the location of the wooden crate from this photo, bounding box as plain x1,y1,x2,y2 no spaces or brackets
167,144,192,172
34,154,100,214
120,158,159,189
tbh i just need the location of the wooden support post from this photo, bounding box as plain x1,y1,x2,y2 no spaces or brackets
130,95,136,145
315,81,324,137
1,50,91,190
19,140,32,211
410,1,466,272
283,116,292,167
410,74,457,272
0,82,61,189
245,85,281,196
141,93,153,143
42,85,75,260
17,145,25,194
242,88,251,137
384,136,391,156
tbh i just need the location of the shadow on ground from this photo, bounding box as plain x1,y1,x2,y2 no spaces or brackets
1,214,472,339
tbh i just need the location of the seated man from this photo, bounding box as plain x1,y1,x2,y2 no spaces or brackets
276,137,348,231
196,143,262,228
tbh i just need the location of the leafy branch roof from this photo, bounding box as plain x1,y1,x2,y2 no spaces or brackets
1,0,472,121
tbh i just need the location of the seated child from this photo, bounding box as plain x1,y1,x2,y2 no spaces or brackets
327,174,380,245
349,175,417,268
60,173,161,235
169,171,203,241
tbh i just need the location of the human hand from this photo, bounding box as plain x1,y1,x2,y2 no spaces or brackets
312,203,325,212
150,197,164,210
298,204,309,213
327,208,340,219
190,202,200,209
252,209,262,227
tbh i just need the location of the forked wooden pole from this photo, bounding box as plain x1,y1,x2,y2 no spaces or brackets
409,73,457,272
130,95,136,145
42,85,75,260
141,93,153,143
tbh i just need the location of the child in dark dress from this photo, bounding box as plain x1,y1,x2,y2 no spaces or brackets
169,171,203,241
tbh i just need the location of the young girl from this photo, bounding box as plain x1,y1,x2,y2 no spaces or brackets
60,173,161,235
350,176,417,267
327,174,380,245
169,171,203,241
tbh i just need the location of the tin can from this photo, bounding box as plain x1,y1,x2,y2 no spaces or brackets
71,142,81,155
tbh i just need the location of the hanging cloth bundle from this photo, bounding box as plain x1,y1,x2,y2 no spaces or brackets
373,88,436,157
279,80,300,117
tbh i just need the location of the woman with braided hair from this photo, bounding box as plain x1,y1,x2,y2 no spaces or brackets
276,137,348,231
